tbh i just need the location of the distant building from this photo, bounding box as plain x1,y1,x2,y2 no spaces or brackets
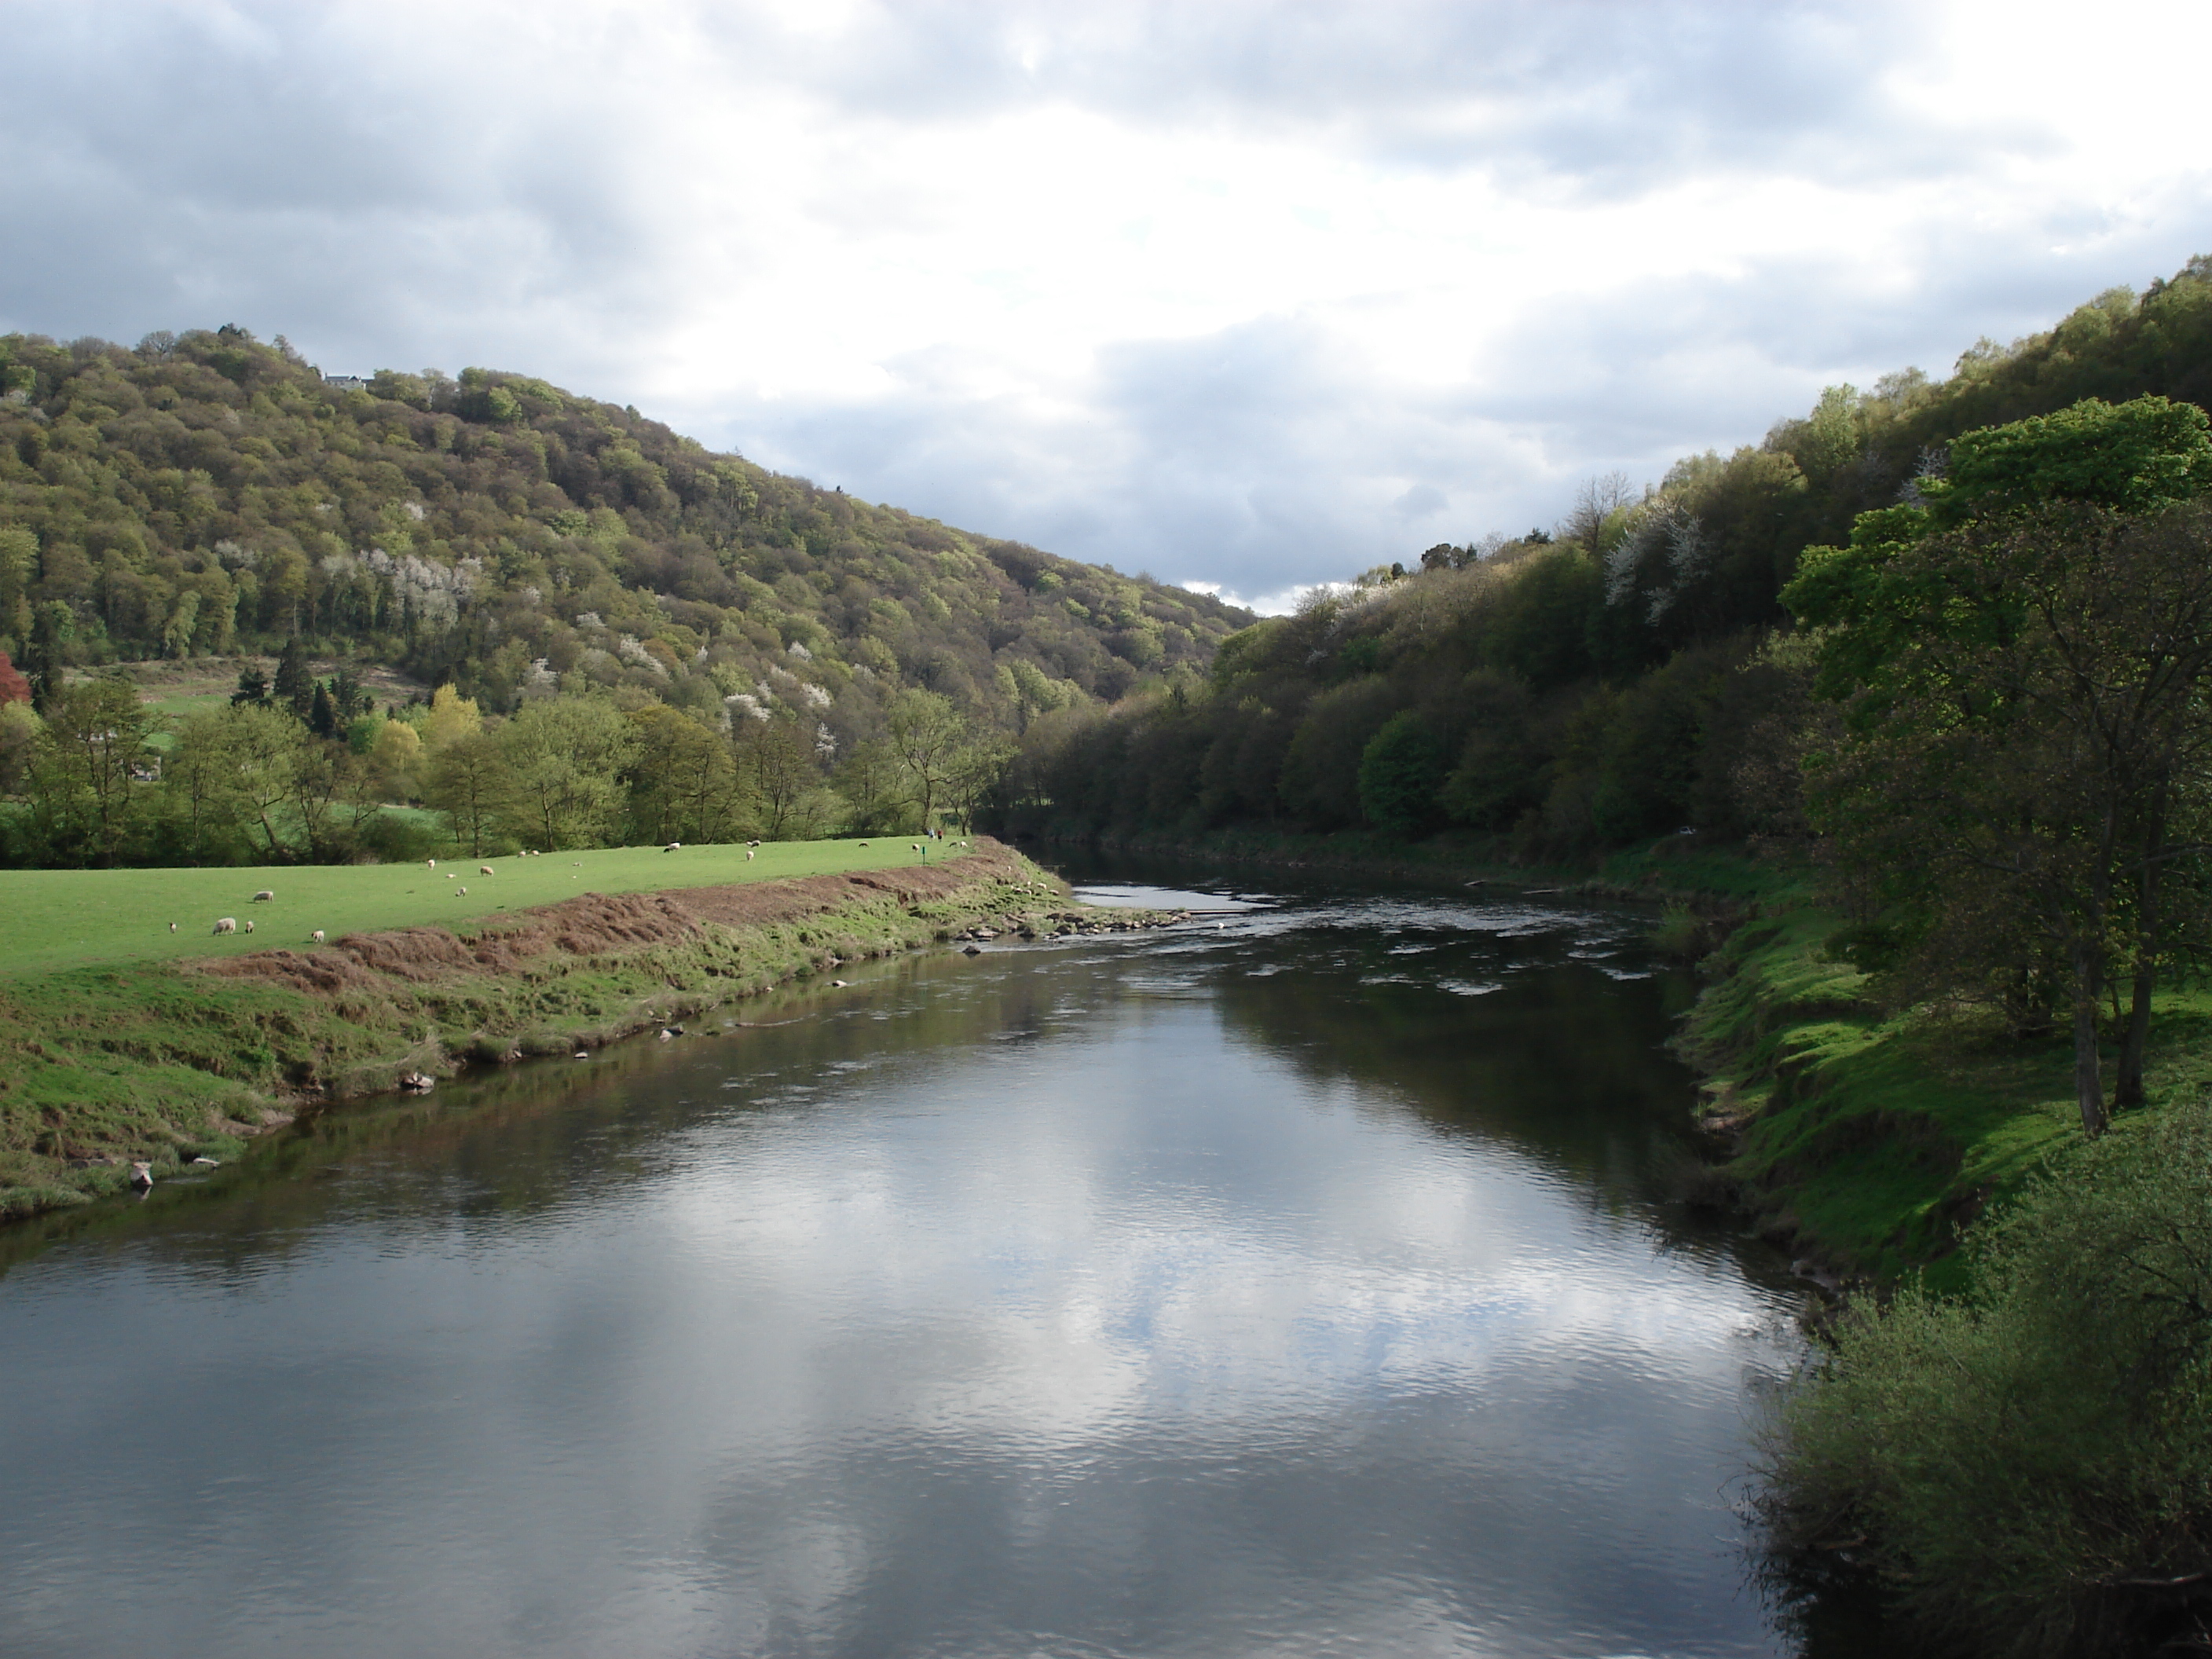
323,375,372,394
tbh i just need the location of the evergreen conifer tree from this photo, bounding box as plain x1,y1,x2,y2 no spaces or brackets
272,639,313,720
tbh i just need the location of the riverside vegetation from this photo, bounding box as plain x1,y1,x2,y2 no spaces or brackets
994,258,2212,1656
11,264,2212,1651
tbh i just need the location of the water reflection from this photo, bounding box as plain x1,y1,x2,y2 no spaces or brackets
0,870,1815,1657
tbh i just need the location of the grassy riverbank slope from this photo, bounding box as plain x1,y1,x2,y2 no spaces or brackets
1679,876,2212,1291
0,837,1126,1221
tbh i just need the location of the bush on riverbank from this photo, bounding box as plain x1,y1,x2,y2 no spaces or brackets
1760,1097,2212,1657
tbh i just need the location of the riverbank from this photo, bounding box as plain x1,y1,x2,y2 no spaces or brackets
1675,877,2212,1293
1025,822,1774,911
0,838,1170,1223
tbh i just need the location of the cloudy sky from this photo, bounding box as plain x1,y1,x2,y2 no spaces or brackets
5,0,2209,607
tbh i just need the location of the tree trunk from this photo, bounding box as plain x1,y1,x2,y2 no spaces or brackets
2117,780,2172,1111
2071,938,2110,1138
2119,963,2156,1111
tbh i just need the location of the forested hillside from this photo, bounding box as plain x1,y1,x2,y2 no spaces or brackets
0,328,1243,708
1009,255,2212,854
0,326,1247,864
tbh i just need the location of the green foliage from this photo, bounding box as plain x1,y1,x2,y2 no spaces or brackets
1764,1097,2212,1657
0,325,1247,804
1356,709,1445,836
1931,394,2212,524
1786,401,2212,1133
0,328,1253,868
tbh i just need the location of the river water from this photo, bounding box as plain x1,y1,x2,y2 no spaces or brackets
0,865,1830,1657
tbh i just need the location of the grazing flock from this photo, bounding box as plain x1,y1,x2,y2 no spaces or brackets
189,839,837,945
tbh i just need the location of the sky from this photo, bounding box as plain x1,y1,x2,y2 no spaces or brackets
4,1,2210,610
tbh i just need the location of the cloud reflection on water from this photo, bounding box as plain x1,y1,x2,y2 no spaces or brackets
0,891,1803,1657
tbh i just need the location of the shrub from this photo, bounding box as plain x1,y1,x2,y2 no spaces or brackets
1760,1097,2212,1657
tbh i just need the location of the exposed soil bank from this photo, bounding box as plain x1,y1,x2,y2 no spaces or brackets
1,839,1176,1223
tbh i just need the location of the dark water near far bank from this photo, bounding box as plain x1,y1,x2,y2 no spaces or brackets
0,861,1840,1657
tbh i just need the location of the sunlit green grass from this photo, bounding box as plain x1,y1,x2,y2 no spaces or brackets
135,690,236,718
0,837,971,978
1682,888,2212,1287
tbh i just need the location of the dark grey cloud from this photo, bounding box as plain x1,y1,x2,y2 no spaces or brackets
0,2,684,384
720,315,1534,599
705,0,1958,187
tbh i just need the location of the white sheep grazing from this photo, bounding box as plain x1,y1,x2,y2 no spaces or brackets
478,864,494,876
745,849,755,861
457,885,468,896
663,841,681,852
242,919,255,933
309,929,326,944
251,889,274,903
212,917,237,935
427,858,437,869
168,921,177,933
445,872,454,879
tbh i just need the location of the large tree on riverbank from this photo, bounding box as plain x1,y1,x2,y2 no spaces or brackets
1785,398,2212,1136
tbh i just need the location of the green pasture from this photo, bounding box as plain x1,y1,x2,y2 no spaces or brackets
134,690,236,718
0,837,974,979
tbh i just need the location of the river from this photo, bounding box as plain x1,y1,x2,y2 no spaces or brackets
0,862,1846,1657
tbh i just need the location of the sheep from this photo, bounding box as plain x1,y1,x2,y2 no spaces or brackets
251,889,274,903
478,864,494,876
242,919,255,934
745,849,755,861
168,921,177,933
129,1162,155,1190
445,872,454,879
212,917,237,935
664,841,682,852
456,886,468,896
427,859,437,869
309,929,326,944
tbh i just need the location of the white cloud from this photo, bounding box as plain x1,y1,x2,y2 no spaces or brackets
2,0,2209,595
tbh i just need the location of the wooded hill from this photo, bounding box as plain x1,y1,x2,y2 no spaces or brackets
1009,255,2212,854
0,328,1249,726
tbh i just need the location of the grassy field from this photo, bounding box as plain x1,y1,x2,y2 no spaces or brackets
0,837,1061,1222
0,837,972,978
